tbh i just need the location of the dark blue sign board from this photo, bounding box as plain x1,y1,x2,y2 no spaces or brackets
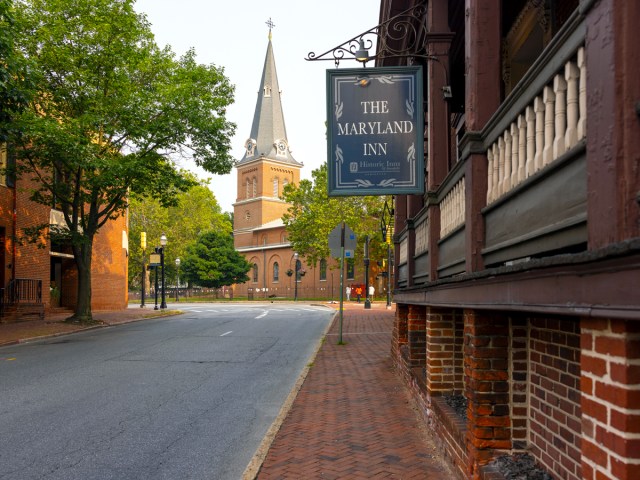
326,66,424,196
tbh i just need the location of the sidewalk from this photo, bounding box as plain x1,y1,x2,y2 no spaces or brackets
249,302,456,479
1,302,456,479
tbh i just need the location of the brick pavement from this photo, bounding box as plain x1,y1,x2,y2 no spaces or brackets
251,303,456,479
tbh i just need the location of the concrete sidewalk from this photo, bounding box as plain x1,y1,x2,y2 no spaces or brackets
249,303,455,479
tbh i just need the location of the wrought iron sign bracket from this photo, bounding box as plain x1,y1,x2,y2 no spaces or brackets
306,3,454,99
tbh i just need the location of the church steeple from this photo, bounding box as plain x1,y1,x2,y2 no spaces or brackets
237,28,300,166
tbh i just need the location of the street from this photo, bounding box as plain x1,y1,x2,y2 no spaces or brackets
0,304,334,480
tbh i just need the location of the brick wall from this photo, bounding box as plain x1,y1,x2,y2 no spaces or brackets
529,316,582,480
510,316,528,449
427,307,464,394
581,318,640,480
408,304,427,368
464,310,511,477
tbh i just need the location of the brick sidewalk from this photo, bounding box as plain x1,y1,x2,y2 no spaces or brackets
251,304,455,479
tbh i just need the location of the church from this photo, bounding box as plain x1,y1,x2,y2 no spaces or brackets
231,29,364,301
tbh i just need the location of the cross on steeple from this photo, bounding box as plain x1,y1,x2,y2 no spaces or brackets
266,17,275,40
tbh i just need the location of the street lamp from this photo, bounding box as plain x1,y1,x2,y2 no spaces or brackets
175,257,181,302
294,252,299,301
160,233,167,309
140,232,147,308
364,235,371,309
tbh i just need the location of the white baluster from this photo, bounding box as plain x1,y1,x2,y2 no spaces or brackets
577,47,586,140
526,106,535,177
543,86,555,166
534,96,545,172
492,143,499,201
510,122,519,187
517,114,527,183
498,136,505,197
487,144,494,203
553,74,567,159
564,60,579,149
503,130,512,193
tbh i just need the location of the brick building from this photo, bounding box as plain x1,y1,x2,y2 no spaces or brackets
232,30,373,300
0,144,128,320
361,0,640,479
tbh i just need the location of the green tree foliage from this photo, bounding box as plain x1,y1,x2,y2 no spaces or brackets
181,230,251,289
282,162,390,267
0,0,34,141
128,178,232,288
6,0,236,323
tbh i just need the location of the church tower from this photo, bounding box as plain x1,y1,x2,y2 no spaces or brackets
232,26,304,298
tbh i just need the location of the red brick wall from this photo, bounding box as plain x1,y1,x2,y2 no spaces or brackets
464,310,511,477
510,316,528,449
427,307,464,394
529,316,581,480
581,318,640,480
408,304,427,367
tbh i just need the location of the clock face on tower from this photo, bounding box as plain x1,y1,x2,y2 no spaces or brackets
275,139,287,156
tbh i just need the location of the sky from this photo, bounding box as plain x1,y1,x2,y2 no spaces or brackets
134,0,381,213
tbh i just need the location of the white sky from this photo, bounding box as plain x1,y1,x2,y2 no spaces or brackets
134,0,380,213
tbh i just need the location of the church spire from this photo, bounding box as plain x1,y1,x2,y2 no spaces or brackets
237,23,300,166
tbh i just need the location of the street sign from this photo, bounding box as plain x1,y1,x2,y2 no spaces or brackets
329,223,356,257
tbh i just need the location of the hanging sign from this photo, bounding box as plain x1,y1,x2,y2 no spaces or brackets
326,66,424,196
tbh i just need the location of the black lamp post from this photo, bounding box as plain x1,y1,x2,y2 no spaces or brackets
364,235,371,309
160,233,167,309
175,257,180,302
140,232,146,308
293,252,299,301
381,199,394,308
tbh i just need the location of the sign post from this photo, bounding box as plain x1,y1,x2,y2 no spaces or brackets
329,222,356,344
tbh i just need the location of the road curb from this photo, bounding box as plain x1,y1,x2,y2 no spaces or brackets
241,309,338,480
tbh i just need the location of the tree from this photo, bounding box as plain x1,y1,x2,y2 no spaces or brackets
282,162,389,267
128,178,232,289
181,230,251,289
0,0,34,141
7,0,236,323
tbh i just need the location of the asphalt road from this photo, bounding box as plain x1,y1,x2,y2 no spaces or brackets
0,303,334,480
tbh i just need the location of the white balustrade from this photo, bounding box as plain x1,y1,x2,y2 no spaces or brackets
486,47,586,204
415,218,429,255
440,178,466,238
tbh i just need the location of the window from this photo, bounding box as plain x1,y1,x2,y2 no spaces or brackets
320,259,327,281
295,259,302,282
346,258,355,280
273,262,279,282
252,263,258,283
273,177,279,197
246,179,250,198
252,177,257,197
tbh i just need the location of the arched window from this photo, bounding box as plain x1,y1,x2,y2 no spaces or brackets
252,177,257,197
252,263,258,283
346,258,355,280
319,259,327,281
273,177,279,197
283,178,289,189
273,262,279,282
246,179,250,198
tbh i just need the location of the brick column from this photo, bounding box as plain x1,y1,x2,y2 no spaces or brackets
464,309,511,477
426,307,464,395
392,303,409,361
408,304,427,368
581,317,640,480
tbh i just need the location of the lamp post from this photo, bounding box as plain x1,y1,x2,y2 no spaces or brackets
381,199,394,308
160,233,167,309
140,232,146,308
364,235,371,309
175,257,180,302
294,252,299,301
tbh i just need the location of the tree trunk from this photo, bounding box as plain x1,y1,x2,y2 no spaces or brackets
67,235,94,324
